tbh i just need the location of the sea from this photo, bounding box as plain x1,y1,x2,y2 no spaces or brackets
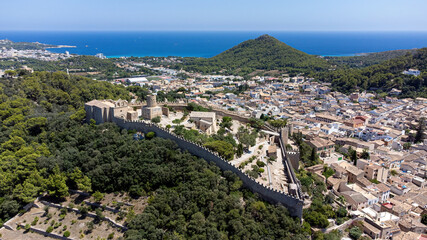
1,31,427,58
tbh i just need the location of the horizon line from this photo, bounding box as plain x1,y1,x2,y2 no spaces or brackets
2,29,427,33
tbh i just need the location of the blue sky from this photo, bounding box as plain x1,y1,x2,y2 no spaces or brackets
1,0,426,31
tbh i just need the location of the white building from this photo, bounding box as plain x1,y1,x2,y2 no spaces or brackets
402,69,421,76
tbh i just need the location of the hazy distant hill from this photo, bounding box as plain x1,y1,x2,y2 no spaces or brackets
178,34,330,75
0,39,57,50
325,49,419,68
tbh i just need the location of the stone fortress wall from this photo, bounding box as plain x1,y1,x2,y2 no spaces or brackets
130,100,276,131
111,117,303,218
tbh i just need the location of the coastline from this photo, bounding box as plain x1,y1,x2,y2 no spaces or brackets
46,45,76,49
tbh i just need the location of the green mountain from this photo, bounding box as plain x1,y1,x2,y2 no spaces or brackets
179,34,330,75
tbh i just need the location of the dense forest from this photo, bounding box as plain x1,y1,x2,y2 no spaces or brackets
174,35,331,75
316,48,427,97
0,72,126,226
325,49,418,68
0,72,347,239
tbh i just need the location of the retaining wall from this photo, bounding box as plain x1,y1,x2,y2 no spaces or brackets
40,200,127,230
16,224,73,240
112,117,303,218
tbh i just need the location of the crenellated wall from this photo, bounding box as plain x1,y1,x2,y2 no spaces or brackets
279,131,303,200
130,101,276,131
111,117,303,218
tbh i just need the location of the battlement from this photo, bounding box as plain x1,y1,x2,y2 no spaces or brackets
111,117,303,218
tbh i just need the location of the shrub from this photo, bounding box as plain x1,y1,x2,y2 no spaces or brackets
92,191,104,202
336,218,345,225
349,226,362,240
151,116,161,123
172,119,182,124
46,226,54,233
86,221,94,233
322,166,335,179
63,231,71,237
31,216,39,226
24,224,31,231
145,131,156,140
54,222,62,229
108,232,115,239
129,185,145,198
78,206,88,215
95,208,104,220
44,206,49,214
336,207,348,218
422,214,427,225
305,211,329,228
256,160,266,167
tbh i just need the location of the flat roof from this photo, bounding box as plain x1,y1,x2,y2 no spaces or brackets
190,111,216,118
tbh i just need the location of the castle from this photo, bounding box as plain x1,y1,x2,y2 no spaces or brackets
84,99,304,218
189,111,217,134
84,95,163,124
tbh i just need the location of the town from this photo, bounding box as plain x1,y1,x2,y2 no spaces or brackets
0,39,74,61
0,43,426,240
82,57,427,239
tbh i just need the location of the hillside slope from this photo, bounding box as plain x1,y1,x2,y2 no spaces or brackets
317,48,427,97
325,49,419,68
179,34,330,75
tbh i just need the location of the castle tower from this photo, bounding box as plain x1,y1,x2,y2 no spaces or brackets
142,95,162,120
288,122,294,136
147,95,157,107
282,127,289,145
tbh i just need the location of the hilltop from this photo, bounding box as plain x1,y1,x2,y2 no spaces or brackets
178,34,331,75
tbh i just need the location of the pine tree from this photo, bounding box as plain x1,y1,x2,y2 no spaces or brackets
46,165,69,198
415,117,426,143
350,149,358,166
310,147,318,165
236,143,244,158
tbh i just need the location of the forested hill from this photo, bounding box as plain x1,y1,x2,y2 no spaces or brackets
0,72,316,239
177,34,331,75
317,48,427,97
325,49,419,68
